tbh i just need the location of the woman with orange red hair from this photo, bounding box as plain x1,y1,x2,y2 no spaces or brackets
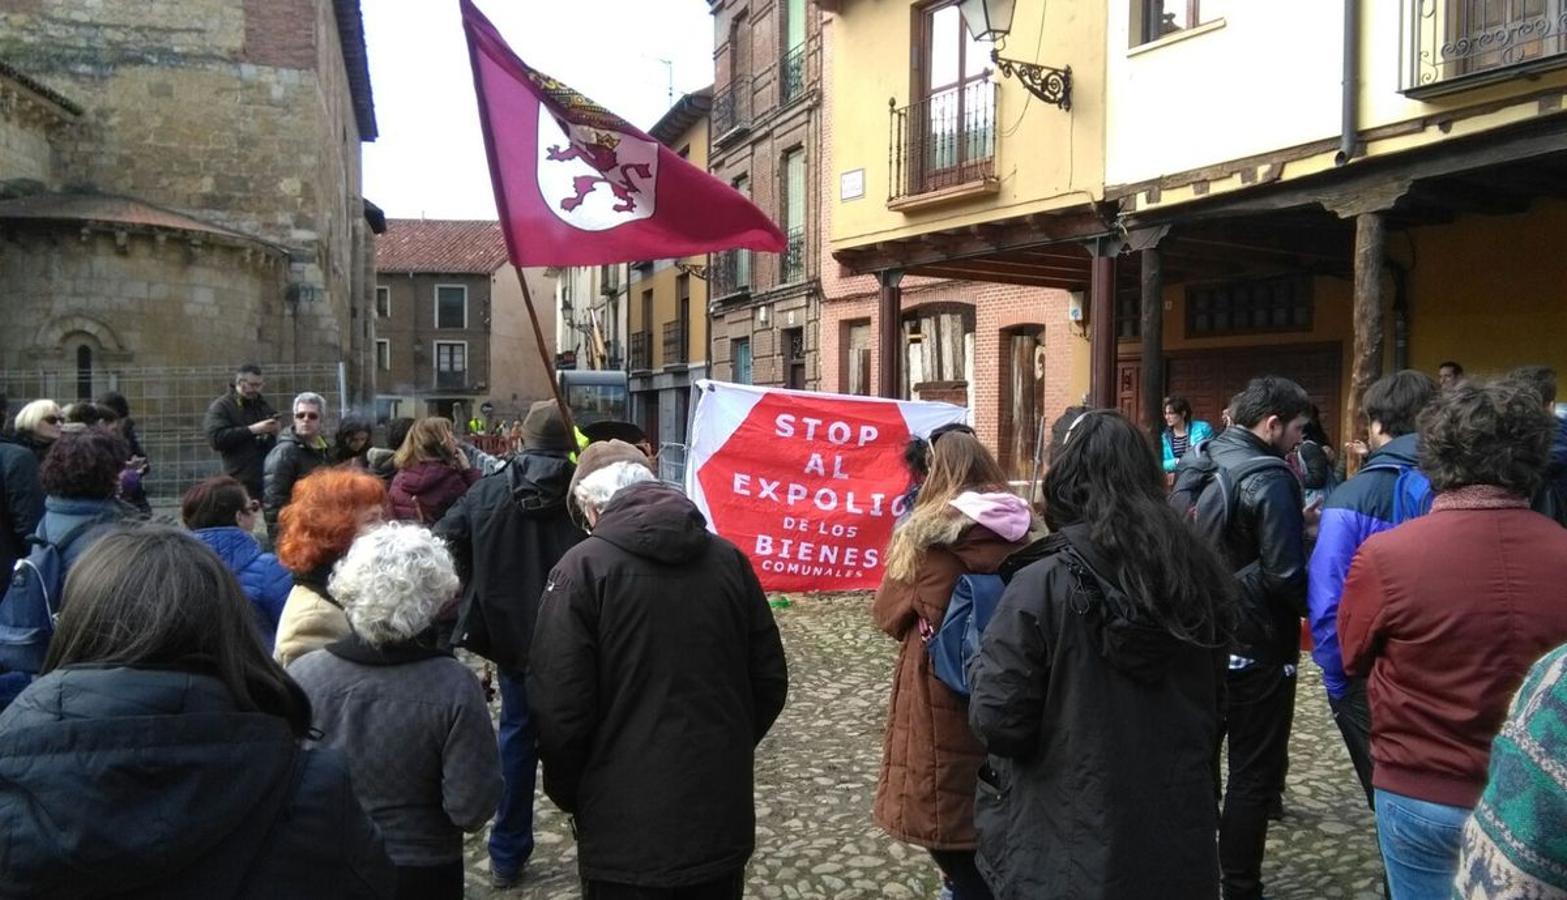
273,468,387,665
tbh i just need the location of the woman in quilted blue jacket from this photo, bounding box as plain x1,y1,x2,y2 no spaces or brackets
182,475,292,649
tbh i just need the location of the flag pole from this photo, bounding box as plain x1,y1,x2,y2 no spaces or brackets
512,264,578,442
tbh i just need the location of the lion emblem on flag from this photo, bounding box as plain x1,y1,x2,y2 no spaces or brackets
535,102,658,231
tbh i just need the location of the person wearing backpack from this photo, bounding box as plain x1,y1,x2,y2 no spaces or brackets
0,429,131,708
968,410,1233,899
0,527,395,898
1306,369,1436,811
1339,380,1567,899
872,431,1040,900
1169,375,1311,900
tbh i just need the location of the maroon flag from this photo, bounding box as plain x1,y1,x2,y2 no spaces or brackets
461,0,786,265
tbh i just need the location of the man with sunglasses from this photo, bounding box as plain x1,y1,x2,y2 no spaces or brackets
261,392,332,540
204,364,281,501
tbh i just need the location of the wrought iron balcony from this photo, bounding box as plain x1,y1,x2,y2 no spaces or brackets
711,249,753,301
782,227,806,285
890,80,997,201
713,76,753,140
435,370,467,391
663,319,689,366
629,331,652,371
1403,0,1567,95
780,44,807,105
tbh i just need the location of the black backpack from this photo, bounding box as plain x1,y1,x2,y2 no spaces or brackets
1169,441,1291,551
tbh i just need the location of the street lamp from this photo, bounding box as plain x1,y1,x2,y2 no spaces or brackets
957,0,1014,41
957,0,1072,111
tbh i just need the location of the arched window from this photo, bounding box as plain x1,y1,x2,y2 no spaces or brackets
75,345,93,401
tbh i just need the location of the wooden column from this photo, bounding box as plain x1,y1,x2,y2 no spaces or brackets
1088,244,1119,409
1140,248,1165,441
1345,211,1386,462
877,268,905,399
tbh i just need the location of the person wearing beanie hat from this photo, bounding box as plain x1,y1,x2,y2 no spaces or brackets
528,439,788,897
431,397,585,889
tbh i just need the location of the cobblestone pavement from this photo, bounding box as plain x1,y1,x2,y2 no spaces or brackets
463,594,1384,899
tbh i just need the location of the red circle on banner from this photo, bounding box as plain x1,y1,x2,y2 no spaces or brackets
697,392,916,593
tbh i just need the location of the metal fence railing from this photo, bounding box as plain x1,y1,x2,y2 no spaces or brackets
0,363,346,503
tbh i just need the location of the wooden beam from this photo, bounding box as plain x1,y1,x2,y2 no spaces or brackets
1089,243,1119,409
914,265,1088,290
877,269,905,399
1344,212,1387,469
1140,249,1165,442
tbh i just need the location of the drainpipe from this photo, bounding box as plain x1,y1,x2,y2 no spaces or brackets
1336,0,1360,165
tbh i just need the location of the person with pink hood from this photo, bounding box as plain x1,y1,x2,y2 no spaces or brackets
872,429,1042,900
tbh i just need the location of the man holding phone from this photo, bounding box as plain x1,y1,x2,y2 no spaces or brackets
204,363,280,501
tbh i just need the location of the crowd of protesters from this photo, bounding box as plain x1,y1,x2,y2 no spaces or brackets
0,354,1564,900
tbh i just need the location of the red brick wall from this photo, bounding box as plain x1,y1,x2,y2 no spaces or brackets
244,0,318,70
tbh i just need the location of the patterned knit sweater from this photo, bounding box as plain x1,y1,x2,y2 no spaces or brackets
1454,642,1567,898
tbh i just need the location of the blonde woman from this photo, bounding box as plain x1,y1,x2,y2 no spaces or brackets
388,417,480,525
12,399,63,463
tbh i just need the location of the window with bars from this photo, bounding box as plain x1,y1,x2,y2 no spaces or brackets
783,149,806,284
1186,275,1314,338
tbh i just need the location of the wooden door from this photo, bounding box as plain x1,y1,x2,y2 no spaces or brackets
1165,343,1343,445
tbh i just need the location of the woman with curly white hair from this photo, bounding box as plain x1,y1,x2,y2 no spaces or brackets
287,522,501,900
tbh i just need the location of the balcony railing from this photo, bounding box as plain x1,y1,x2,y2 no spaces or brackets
782,227,806,285
711,249,752,300
890,80,997,201
629,331,652,371
713,76,754,139
780,44,807,104
663,320,689,366
1403,0,1567,95
435,370,467,391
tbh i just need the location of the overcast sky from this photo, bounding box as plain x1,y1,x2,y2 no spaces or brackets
361,0,715,220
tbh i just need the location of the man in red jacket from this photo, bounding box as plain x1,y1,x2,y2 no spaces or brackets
1339,378,1567,900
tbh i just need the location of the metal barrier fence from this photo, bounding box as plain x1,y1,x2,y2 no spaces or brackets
0,363,346,503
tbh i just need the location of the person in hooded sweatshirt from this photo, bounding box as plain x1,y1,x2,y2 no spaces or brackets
967,409,1233,900
528,440,789,899
872,429,1043,900
1306,369,1437,810
388,417,481,525
0,526,395,899
182,475,292,648
433,399,585,889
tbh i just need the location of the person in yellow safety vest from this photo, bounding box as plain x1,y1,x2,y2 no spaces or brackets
467,417,486,436
570,426,589,464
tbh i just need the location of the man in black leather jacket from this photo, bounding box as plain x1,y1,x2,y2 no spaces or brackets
1204,375,1311,900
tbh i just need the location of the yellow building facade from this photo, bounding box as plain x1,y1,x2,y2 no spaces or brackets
1106,1,1567,441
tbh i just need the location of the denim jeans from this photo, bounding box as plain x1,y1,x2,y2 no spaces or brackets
1219,663,1297,900
1375,789,1471,900
489,671,538,877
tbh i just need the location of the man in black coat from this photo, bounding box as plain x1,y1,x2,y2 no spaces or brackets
1199,375,1311,900
261,392,331,539
433,400,583,889
0,395,43,581
528,440,788,899
203,364,280,500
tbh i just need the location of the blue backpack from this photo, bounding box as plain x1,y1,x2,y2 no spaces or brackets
928,573,1006,698
0,518,105,676
1362,463,1435,525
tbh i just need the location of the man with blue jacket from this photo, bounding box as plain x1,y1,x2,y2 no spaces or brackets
1307,369,1436,807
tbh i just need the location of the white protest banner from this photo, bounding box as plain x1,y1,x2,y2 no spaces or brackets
685,380,968,592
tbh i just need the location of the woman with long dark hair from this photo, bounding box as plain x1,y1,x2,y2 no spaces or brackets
873,431,1041,900
0,527,394,898
968,410,1234,899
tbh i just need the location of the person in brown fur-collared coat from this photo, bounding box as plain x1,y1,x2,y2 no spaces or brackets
873,430,1041,900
